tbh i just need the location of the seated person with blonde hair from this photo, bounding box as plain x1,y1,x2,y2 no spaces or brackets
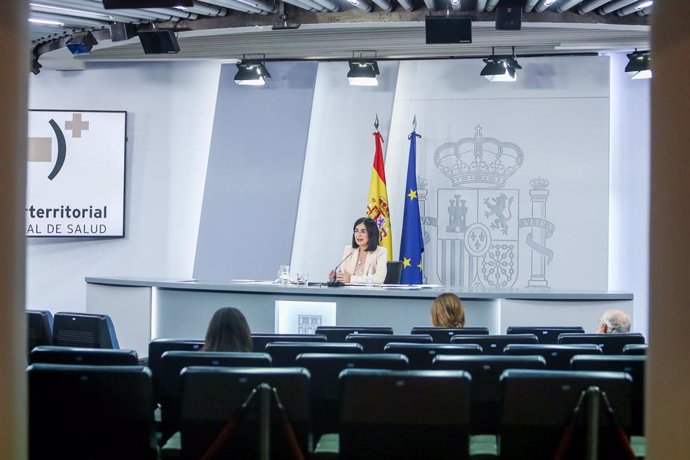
431,293,466,328
597,309,631,334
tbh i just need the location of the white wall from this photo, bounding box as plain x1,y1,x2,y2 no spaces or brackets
608,52,651,336
27,61,220,313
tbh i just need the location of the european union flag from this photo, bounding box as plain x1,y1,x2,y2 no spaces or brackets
399,130,424,284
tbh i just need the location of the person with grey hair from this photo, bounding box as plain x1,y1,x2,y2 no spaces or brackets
597,309,631,334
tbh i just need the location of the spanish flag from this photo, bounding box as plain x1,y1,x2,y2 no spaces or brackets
366,130,393,260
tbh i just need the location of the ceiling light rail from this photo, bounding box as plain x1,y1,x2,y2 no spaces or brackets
51,0,179,21
618,0,653,16
204,0,276,13
556,0,585,13
598,0,639,15
30,3,137,23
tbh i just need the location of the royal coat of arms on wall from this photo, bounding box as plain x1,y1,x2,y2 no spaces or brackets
419,125,556,288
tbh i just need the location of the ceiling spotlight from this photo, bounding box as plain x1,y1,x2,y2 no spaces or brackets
65,32,97,56
481,47,522,82
234,58,271,86
625,49,652,80
347,52,380,86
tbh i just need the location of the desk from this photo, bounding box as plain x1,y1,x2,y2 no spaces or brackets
85,277,633,357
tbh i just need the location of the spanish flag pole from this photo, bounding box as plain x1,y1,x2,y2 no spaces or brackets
366,115,393,260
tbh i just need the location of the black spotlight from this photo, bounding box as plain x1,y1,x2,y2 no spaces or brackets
66,32,98,56
138,30,180,54
234,58,271,86
481,47,522,82
625,50,652,80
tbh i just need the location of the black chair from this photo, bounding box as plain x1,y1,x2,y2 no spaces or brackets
295,353,408,438
315,326,393,342
383,261,403,284
179,367,312,460
28,363,157,460
27,310,53,358
432,355,546,434
558,332,645,354
345,333,432,353
506,326,585,344
623,344,648,355
52,312,119,349
147,338,204,402
384,343,483,369
499,369,633,460
571,354,646,435
411,326,489,343
450,334,538,355
251,333,326,352
340,369,471,460
29,345,138,365
265,341,363,367
158,351,272,442
503,344,602,370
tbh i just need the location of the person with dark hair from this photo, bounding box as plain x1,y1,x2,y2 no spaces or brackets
202,307,253,352
329,217,388,284
430,292,466,328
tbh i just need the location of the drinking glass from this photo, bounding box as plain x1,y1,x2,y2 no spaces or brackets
296,272,309,285
278,265,290,285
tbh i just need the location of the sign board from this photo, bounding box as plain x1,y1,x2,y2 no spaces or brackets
26,110,126,237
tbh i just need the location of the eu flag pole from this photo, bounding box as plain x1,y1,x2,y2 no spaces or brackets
399,120,424,284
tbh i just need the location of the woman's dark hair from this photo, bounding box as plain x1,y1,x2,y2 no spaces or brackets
203,307,252,352
351,217,380,252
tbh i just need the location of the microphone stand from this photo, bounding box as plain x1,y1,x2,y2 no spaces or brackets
327,252,354,287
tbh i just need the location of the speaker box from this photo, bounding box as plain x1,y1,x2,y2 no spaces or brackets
103,0,192,8
138,30,180,54
496,6,522,30
110,23,138,42
425,16,472,44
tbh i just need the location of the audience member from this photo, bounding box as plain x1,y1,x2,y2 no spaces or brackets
430,293,466,328
597,309,631,333
203,307,252,352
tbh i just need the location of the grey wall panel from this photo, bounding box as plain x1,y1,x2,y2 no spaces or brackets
194,62,318,281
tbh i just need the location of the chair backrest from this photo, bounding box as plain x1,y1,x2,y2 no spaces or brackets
315,326,393,342
30,345,138,366
345,333,432,353
27,310,53,356
251,333,326,352
503,344,602,370
265,341,363,367
557,332,645,354
179,367,311,460
52,312,119,349
499,369,633,460
411,326,490,343
622,344,648,355
158,351,272,441
340,369,471,460
432,355,546,433
384,343,483,369
28,363,157,460
295,352,408,437
450,334,538,354
383,261,403,284
147,338,204,403
571,354,646,435
506,326,585,344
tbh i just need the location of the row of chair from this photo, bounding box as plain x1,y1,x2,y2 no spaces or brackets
28,343,646,439
251,331,646,354
28,362,640,460
27,310,119,354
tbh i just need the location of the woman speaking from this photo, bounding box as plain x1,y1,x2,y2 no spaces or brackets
329,217,388,284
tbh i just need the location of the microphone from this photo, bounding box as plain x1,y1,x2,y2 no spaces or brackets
326,251,354,287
